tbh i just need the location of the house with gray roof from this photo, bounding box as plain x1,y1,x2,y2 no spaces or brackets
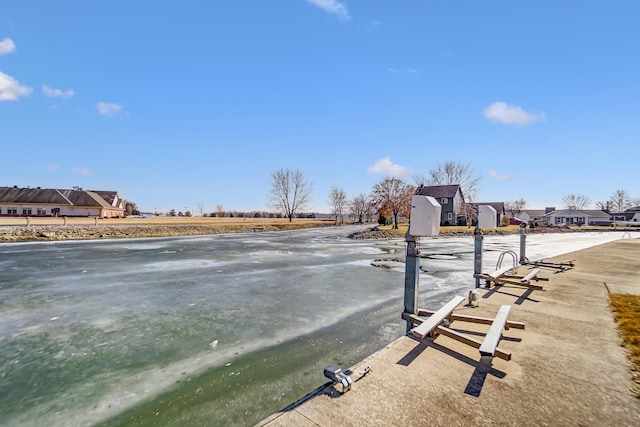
415,184,464,225
546,209,611,226
519,207,611,226
0,186,125,218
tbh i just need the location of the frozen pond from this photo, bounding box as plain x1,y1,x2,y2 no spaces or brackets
0,227,635,426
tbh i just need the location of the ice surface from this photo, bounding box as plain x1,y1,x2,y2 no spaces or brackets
0,227,636,427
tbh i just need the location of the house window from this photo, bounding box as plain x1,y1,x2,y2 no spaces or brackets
37,208,47,215
8,207,17,214
22,208,32,215
447,212,453,220
441,198,448,204
0,207,2,214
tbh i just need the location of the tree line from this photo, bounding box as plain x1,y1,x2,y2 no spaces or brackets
268,161,481,229
138,163,639,222
505,190,640,217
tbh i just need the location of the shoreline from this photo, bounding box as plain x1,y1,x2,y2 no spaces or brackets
0,222,339,242
0,221,635,243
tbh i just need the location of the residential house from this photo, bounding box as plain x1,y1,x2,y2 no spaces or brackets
547,209,611,226
519,207,611,226
0,186,126,218
415,184,464,225
518,208,554,224
610,206,640,225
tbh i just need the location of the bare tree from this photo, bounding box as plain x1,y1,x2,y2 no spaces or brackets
195,201,205,217
371,177,414,229
505,198,527,217
328,186,347,225
123,200,139,216
412,173,429,187
216,204,225,218
562,193,590,210
349,193,371,224
595,200,611,212
609,189,632,212
416,161,481,201
269,169,313,222
459,203,477,228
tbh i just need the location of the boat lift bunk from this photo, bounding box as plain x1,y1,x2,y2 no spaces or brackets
402,296,525,361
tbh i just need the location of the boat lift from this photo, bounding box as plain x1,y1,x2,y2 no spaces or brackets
402,197,524,361
473,210,548,290
518,226,575,271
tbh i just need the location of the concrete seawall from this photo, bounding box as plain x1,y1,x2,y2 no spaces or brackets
259,237,640,426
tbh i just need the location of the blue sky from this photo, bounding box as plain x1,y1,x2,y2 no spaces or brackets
2,1,639,214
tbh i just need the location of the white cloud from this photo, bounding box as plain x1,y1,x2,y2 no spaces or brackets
304,0,351,21
72,167,92,176
0,71,32,101
96,102,122,116
388,68,419,74
489,170,508,180
367,157,412,178
0,38,16,55
48,163,61,171
43,85,75,99
482,101,546,126
488,170,521,184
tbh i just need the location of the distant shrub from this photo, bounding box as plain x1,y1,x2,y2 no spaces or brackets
378,215,392,226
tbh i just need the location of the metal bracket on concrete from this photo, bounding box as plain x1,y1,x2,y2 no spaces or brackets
323,365,353,393
519,226,575,271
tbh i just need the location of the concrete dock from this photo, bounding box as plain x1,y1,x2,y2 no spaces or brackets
258,237,640,426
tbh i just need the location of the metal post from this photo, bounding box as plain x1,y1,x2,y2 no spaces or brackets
473,224,483,288
519,225,527,264
404,232,420,333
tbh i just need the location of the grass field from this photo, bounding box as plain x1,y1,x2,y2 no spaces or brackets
609,293,640,396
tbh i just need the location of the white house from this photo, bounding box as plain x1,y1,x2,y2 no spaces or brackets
545,209,611,226
518,209,549,223
519,208,611,226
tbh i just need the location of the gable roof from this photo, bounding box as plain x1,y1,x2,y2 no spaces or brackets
471,202,505,214
415,184,462,199
0,187,70,204
548,209,610,218
0,187,123,210
91,190,120,207
520,209,547,218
